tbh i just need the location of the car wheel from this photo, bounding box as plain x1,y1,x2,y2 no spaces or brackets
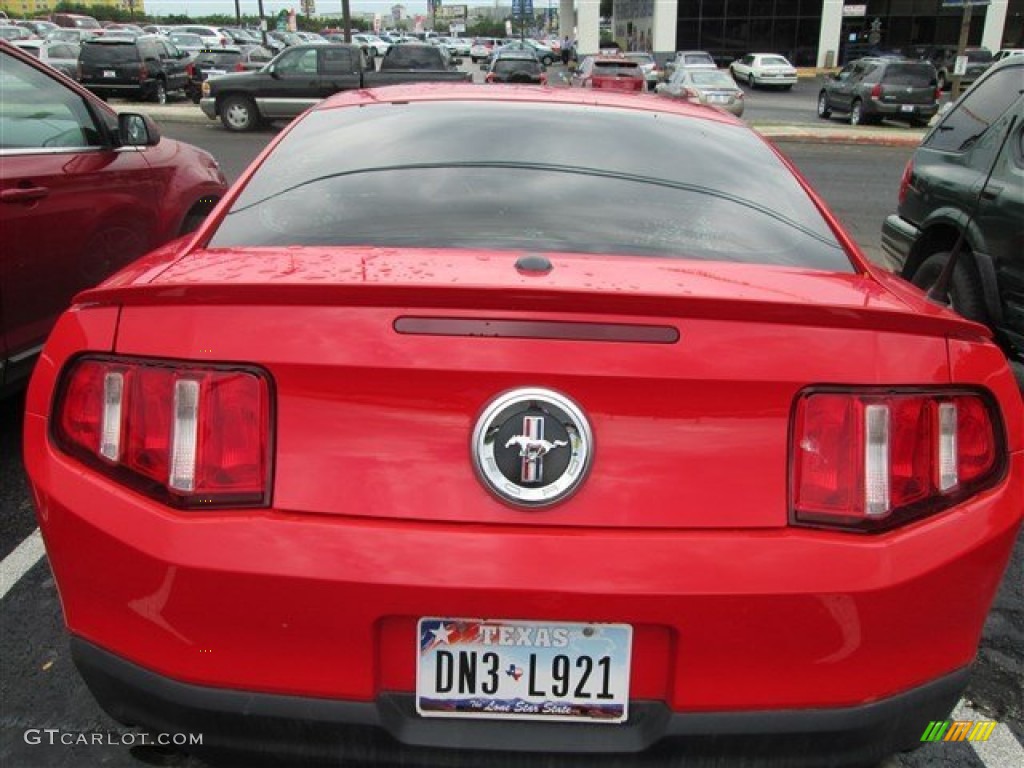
220,95,259,132
152,79,167,105
909,251,989,324
816,91,832,119
850,99,864,126
542,55,553,66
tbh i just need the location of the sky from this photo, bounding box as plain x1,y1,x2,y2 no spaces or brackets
144,1,437,18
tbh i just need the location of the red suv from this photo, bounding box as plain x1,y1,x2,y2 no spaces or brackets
0,41,228,395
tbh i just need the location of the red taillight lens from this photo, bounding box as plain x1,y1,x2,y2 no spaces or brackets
139,64,149,79
540,73,547,85
54,357,272,508
792,390,1003,532
870,82,882,99
897,159,913,206
235,62,245,72
185,62,195,78
484,72,494,83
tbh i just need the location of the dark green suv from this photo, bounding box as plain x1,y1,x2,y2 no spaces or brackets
882,55,1023,372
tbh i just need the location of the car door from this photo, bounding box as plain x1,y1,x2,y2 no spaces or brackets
828,63,857,111
319,46,360,96
261,47,320,119
159,39,189,91
0,48,160,388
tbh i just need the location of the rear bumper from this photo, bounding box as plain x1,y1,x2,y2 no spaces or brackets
867,101,939,119
199,97,217,119
73,636,969,765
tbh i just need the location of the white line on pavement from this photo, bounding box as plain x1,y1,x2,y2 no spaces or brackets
953,698,1024,768
0,528,45,601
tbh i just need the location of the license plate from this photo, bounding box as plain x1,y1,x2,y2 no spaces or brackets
416,618,632,723
203,69,227,76
709,94,729,104
901,105,915,113
103,70,116,78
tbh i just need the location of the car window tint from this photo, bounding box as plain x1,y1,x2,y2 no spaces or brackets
761,56,790,66
276,48,318,74
925,65,1023,152
593,62,640,76
881,63,935,86
0,51,103,149
81,42,137,63
690,70,735,87
494,59,542,75
322,47,353,73
210,102,850,271
383,46,440,68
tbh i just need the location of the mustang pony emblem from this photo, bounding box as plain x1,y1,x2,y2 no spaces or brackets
505,435,568,460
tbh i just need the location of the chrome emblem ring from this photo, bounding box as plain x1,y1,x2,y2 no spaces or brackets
472,388,593,508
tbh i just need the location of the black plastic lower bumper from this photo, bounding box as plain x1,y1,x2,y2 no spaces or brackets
72,636,968,768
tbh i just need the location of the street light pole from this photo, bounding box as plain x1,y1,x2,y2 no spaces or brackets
951,3,972,101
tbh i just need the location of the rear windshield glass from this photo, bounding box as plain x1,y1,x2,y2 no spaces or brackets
593,62,641,76
209,102,850,271
683,54,715,66
381,46,442,68
881,63,935,86
760,56,790,67
80,43,138,63
494,59,542,75
689,70,736,87
195,51,242,67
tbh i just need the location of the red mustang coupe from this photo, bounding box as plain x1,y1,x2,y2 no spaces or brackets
25,84,1023,766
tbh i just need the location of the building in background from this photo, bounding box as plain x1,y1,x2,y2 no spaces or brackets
0,0,145,17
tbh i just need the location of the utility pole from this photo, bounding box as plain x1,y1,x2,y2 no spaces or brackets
258,0,268,46
951,3,972,101
234,0,241,26
342,0,352,41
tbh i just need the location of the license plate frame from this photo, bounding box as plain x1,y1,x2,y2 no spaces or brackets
416,618,632,723
103,70,116,78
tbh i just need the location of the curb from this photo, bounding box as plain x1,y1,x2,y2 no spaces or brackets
117,102,925,148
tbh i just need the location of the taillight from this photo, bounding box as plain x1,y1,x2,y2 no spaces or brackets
139,63,149,79
935,87,942,101
185,62,195,78
540,73,547,85
54,356,273,508
235,62,245,72
870,82,882,99
897,158,914,205
792,389,1003,532
484,72,494,83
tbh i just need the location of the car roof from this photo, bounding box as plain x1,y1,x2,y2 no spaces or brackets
315,82,740,126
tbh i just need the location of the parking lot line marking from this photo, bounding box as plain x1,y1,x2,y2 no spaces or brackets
0,528,45,602
952,699,1024,767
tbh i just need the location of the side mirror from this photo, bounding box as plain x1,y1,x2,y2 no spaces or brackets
118,113,160,147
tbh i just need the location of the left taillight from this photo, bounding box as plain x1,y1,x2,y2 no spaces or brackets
791,389,1004,532
54,356,273,509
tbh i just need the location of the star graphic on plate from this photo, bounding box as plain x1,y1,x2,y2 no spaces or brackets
430,622,453,645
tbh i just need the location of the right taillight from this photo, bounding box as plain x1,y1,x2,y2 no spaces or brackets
897,158,914,206
792,389,1004,532
53,356,273,509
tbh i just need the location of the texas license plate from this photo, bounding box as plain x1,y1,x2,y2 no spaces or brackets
709,94,729,104
416,618,632,722
203,69,227,76
103,70,116,78
901,105,915,112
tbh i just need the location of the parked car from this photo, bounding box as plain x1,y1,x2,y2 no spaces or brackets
173,24,230,48
51,13,102,33
923,45,993,90
200,43,470,132
15,19,58,37
78,35,193,104
0,25,32,42
664,49,716,77
185,46,273,103
103,23,145,38
881,54,1024,372
484,52,547,84
571,55,644,91
0,40,226,395
656,66,744,116
730,52,797,89
46,28,100,45
11,39,80,79
166,32,205,55
470,36,503,63
24,81,1024,768
352,32,389,59
491,39,556,65
623,51,663,90
817,57,940,127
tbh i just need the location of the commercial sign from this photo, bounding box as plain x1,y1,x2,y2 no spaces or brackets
842,4,867,16
436,4,468,21
511,0,535,18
